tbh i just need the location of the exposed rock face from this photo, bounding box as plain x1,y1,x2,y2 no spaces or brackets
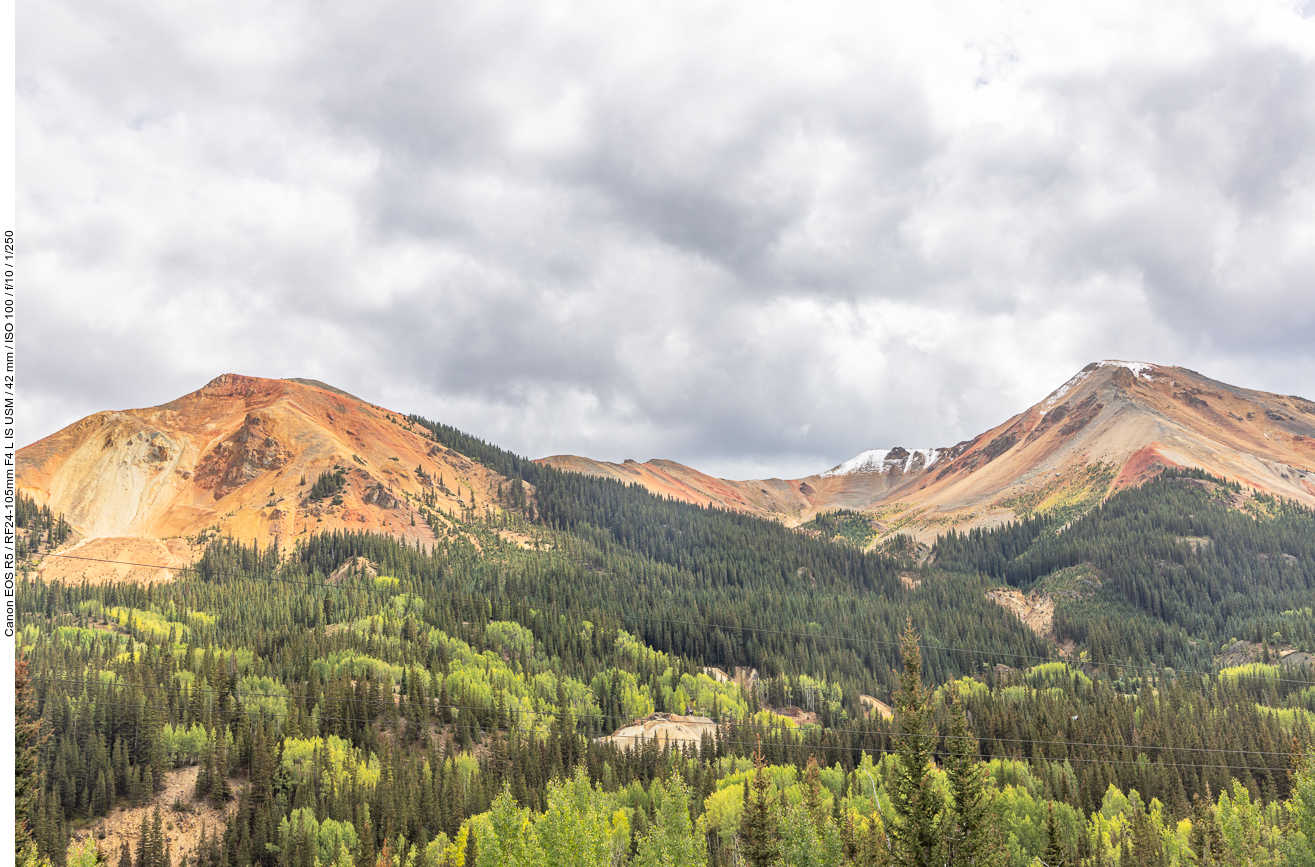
194,414,291,499
363,484,401,510
18,375,515,558
540,361,1315,539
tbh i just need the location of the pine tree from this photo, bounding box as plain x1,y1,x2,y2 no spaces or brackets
942,688,1001,866
1189,795,1224,866
149,807,165,867
196,737,214,804
134,812,149,867
15,656,49,859
802,756,826,831
1042,805,1066,867
1129,805,1165,867
463,827,477,867
889,618,943,867
738,743,782,867
1283,743,1315,867
356,809,374,867
250,723,275,811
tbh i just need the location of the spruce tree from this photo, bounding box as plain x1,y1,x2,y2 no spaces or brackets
942,689,1001,866
134,813,149,867
636,770,706,867
15,656,48,860
463,828,477,867
1042,805,1066,867
890,618,942,867
1129,806,1165,867
196,738,214,804
738,743,782,867
1189,795,1224,866
149,807,164,867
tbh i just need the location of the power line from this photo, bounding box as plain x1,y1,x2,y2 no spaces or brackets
17,691,1295,776
27,674,1305,762
25,549,1315,688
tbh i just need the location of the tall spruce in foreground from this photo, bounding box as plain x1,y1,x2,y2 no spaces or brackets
942,688,1001,867
889,618,943,867
739,743,783,867
15,655,47,860
1042,805,1068,867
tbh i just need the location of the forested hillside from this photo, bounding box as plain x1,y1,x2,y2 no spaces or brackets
934,470,1315,671
15,423,1315,867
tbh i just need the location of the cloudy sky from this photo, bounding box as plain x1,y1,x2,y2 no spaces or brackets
18,0,1315,478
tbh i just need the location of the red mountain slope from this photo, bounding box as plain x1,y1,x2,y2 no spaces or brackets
540,362,1315,539
18,374,510,580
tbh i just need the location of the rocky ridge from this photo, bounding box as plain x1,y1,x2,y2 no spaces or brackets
540,361,1315,541
18,375,514,581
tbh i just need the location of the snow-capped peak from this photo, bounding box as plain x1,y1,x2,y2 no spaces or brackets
1097,360,1160,380
1041,361,1163,415
821,448,939,478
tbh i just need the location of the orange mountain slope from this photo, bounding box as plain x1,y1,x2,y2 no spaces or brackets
540,362,1315,539
19,374,512,579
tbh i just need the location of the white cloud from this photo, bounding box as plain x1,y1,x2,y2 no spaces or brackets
19,0,1315,477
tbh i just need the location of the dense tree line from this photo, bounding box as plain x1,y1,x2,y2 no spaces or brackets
934,471,1315,670
16,576,1315,865
16,493,73,559
16,421,1315,865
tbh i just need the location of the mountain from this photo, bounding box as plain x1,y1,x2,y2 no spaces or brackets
16,367,1315,867
17,374,511,581
540,361,1315,539
21,362,1315,575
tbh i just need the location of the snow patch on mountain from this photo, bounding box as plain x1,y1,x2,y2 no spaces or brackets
1098,360,1160,380
822,448,939,478
1040,369,1092,414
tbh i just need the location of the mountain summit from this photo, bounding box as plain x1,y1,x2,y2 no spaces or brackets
540,361,1315,538
19,363,1315,574
18,374,509,580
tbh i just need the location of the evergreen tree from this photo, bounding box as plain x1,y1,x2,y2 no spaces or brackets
149,808,164,867
15,655,48,859
889,619,942,867
942,689,1001,867
464,828,477,867
134,813,149,867
739,744,782,867
1129,805,1164,867
1042,805,1067,867
1189,795,1224,867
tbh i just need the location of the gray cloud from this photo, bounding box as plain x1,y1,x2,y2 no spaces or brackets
19,0,1315,479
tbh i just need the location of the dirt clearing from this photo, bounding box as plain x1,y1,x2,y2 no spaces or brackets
70,766,242,867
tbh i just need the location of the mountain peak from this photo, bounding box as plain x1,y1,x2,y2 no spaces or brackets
17,375,513,580
820,447,940,478
1094,359,1162,378
543,362,1315,538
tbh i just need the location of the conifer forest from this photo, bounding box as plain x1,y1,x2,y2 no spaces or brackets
15,420,1315,867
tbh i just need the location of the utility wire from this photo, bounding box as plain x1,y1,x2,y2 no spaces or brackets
25,549,1315,689
27,674,1306,762
16,692,1295,776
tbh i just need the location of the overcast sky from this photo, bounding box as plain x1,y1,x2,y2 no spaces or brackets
18,0,1315,479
